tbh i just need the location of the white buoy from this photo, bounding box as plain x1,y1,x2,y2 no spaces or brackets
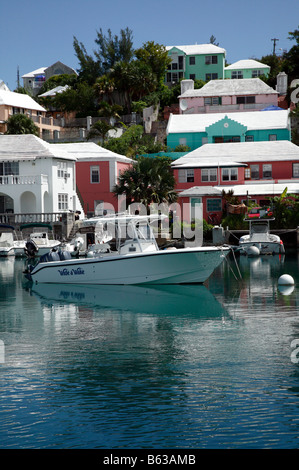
278,274,295,285
278,285,295,296
246,246,260,257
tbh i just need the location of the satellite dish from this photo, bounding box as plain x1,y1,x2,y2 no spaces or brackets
180,99,188,111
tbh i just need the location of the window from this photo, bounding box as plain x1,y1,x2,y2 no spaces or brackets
189,56,195,65
201,168,217,182
190,197,202,221
205,73,218,81
58,194,68,210
0,162,19,175
57,161,67,178
90,166,100,183
204,97,221,106
178,169,194,183
269,134,277,141
236,96,256,104
179,137,187,146
263,164,272,179
252,70,263,77
207,198,222,212
244,168,251,179
222,168,238,181
205,55,218,64
190,74,196,80
250,164,259,179
293,163,299,177
178,56,184,69
245,135,254,142
172,63,178,70
232,71,243,79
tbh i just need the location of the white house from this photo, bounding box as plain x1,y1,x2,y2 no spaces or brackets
0,134,83,216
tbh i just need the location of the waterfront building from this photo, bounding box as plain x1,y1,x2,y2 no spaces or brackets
0,134,82,216
166,109,291,150
171,140,299,222
224,59,270,79
165,44,226,84
56,142,133,217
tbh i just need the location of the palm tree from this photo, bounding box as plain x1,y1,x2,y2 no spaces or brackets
5,114,39,136
113,156,177,211
87,120,116,142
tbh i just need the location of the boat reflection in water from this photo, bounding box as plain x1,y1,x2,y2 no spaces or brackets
30,282,228,320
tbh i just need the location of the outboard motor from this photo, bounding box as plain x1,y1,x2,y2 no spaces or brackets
25,239,39,258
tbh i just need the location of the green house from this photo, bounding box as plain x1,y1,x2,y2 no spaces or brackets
165,44,226,84
166,110,291,150
224,59,270,79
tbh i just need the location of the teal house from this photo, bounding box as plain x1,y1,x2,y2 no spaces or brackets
166,110,291,150
165,44,226,84
224,59,270,79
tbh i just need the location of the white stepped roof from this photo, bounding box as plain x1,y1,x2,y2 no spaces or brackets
179,78,277,97
167,44,226,55
172,140,299,168
225,59,270,70
167,109,289,134
52,142,133,163
0,89,46,111
22,67,46,78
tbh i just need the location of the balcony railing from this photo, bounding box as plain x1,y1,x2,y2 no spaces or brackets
0,174,48,185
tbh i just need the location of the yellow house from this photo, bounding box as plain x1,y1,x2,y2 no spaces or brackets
0,86,63,139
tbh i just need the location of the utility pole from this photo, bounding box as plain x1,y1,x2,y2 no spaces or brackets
17,66,20,89
271,38,279,55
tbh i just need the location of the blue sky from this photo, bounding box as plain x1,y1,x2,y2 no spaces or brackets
1,0,299,90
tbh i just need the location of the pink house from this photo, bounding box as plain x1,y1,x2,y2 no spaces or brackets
57,143,133,217
171,140,299,223
178,78,279,114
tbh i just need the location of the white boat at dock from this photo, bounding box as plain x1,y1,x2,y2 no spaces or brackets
239,218,284,255
24,214,230,285
21,223,61,258
0,224,26,257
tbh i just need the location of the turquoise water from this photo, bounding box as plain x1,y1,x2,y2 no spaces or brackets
0,252,299,449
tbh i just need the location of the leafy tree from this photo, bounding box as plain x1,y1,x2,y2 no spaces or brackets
94,27,134,72
135,41,171,87
73,36,102,84
110,60,157,112
5,114,39,136
113,156,177,210
209,35,219,46
87,120,116,142
54,82,98,116
38,74,77,95
104,124,164,157
283,26,299,82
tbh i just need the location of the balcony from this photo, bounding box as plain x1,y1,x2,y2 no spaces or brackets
0,174,48,186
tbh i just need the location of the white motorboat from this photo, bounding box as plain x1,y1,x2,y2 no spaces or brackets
24,214,230,285
0,224,26,257
239,218,284,255
21,223,61,257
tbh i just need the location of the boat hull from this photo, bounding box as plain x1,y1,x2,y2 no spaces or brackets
239,240,285,255
26,246,229,285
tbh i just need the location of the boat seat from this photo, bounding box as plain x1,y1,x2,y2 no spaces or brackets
47,251,60,262
59,251,72,260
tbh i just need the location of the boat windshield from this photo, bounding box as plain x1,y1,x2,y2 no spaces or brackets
251,223,269,234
